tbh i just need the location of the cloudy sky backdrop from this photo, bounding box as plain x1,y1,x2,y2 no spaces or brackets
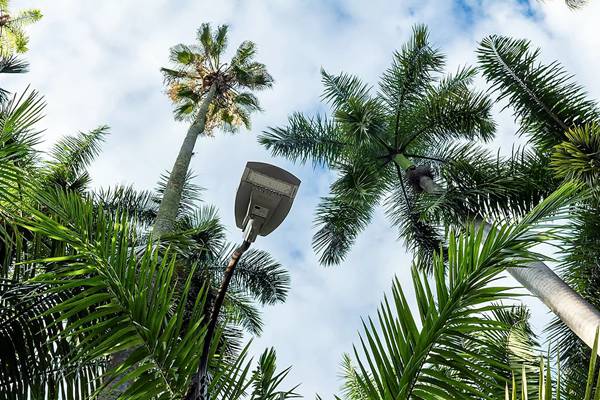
7,0,600,397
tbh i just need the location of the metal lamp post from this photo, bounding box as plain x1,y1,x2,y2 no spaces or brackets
188,162,301,400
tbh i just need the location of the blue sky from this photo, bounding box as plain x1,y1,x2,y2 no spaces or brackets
7,0,600,397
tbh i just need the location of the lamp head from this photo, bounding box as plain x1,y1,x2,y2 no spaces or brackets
235,162,301,242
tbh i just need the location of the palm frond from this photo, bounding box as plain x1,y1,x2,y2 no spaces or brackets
321,69,371,110
477,35,599,150
44,126,108,192
407,66,495,148
260,113,345,167
349,183,579,400
206,247,290,305
249,348,300,400
379,24,445,114
17,191,210,399
313,162,388,266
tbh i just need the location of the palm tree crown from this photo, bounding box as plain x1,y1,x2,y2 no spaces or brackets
0,0,41,55
161,23,273,133
260,24,495,266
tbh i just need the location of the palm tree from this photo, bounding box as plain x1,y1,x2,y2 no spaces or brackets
0,0,41,55
154,23,273,236
260,24,495,267
260,24,600,370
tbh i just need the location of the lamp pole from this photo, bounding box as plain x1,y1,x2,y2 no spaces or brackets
188,241,251,400
186,162,300,400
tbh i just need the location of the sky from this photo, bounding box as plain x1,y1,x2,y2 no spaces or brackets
6,0,600,397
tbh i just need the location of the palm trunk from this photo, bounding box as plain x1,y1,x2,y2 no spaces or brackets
153,83,217,236
397,155,600,355
99,86,218,399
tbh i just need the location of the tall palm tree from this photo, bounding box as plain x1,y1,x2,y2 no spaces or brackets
260,24,600,366
0,0,41,55
260,24,495,267
154,23,273,236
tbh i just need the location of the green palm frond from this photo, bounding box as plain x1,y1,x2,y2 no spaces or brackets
93,185,158,226
249,348,300,400
1,87,44,149
551,123,600,185
313,161,389,266
0,278,102,400
208,346,299,400
0,2,42,55
223,290,264,335
409,66,495,147
379,24,444,113
346,183,579,400
321,69,371,110
338,353,370,400
259,113,344,167
477,35,599,150
44,126,108,192
17,192,210,399
206,247,290,305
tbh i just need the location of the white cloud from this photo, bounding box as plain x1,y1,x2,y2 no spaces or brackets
5,0,600,397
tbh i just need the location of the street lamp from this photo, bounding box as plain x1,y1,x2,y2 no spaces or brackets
191,162,301,400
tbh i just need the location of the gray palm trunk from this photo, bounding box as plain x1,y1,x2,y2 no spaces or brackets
99,85,218,399
411,165,600,355
153,83,217,236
